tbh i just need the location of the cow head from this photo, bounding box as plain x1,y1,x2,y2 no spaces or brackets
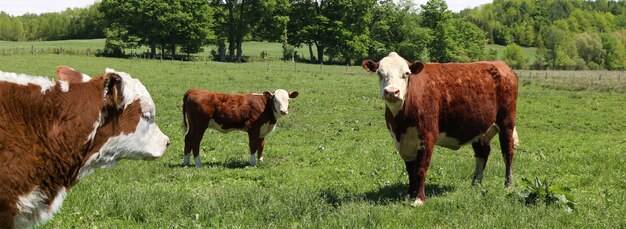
362,52,424,114
59,67,171,178
263,89,299,116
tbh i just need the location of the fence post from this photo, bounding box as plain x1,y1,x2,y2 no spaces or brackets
545,72,547,80
619,75,621,81
599,74,602,80
31,45,35,54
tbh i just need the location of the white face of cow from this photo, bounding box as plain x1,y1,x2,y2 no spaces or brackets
264,89,299,117
362,52,424,115
79,69,170,178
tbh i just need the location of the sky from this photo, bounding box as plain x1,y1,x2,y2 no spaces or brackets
0,0,493,16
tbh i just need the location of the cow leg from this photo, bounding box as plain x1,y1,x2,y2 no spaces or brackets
471,141,491,185
405,159,419,199
413,135,435,206
248,131,260,166
498,124,516,187
257,138,265,162
184,125,207,167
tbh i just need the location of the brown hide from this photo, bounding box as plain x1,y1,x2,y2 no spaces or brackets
182,89,277,166
0,73,142,228
367,58,518,205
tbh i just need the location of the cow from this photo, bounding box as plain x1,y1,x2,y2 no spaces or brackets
362,52,519,206
0,66,170,228
181,89,299,167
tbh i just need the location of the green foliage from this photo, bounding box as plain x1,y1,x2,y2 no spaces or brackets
502,43,527,69
100,0,213,58
0,4,104,41
516,177,576,212
420,0,458,62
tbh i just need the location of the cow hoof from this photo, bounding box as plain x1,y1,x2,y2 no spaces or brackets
411,199,424,207
181,163,192,167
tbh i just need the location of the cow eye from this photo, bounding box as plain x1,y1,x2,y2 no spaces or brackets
142,112,153,121
403,72,410,78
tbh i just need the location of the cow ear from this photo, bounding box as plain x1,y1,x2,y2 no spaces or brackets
103,73,124,110
57,66,90,83
361,60,378,72
409,61,425,74
289,91,299,98
263,91,274,99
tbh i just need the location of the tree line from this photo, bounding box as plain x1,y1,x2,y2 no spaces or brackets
0,0,625,70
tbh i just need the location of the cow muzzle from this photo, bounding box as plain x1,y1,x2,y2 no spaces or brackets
383,87,401,102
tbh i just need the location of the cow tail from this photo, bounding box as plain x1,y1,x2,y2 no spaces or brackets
182,92,189,134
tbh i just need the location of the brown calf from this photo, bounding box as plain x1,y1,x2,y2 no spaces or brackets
182,89,299,167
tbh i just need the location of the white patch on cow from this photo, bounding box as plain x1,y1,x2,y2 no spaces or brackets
14,187,67,228
513,126,520,148
412,198,424,206
77,69,169,179
194,156,202,167
472,157,487,185
259,122,276,138
0,71,56,94
58,80,69,93
249,153,257,166
481,124,500,145
272,89,291,117
435,133,464,150
376,52,411,116
85,114,101,144
81,73,92,82
394,127,421,162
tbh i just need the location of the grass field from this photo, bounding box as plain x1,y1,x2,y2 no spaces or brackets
0,52,625,228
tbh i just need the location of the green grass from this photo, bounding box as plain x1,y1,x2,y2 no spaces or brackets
0,54,625,228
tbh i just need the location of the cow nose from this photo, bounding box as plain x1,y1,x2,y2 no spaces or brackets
280,110,288,115
384,87,400,98
166,140,171,147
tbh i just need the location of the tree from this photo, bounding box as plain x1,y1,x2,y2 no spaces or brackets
502,43,527,69
100,0,212,59
368,0,431,61
601,33,626,70
451,19,487,62
574,32,605,69
420,0,458,62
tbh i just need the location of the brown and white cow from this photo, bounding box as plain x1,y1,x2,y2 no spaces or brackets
362,52,519,206
182,89,299,167
0,66,170,228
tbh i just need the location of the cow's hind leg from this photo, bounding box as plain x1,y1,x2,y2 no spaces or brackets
471,141,491,185
498,124,516,187
413,134,435,206
184,125,207,167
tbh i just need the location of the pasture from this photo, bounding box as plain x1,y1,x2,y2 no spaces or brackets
0,52,624,228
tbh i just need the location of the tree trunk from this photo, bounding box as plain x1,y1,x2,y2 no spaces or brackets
171,44,176,59
316,43,324,65
236,36,243,63
307,38,316,63
228,35,235,62
150,42,157,59
218,39,226,62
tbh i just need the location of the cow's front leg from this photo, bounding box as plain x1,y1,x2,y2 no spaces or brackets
471,141,491,185
405,159,419,199
413,135,435,206
248,131,260,166
257,138,265,162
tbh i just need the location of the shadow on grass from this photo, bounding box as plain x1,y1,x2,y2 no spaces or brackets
320,182,455,207
165,160,249,169
364,182,455,205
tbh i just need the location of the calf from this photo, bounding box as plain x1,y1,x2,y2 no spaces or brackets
0,66,170,228
362,52,519,206
182,89,299,167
